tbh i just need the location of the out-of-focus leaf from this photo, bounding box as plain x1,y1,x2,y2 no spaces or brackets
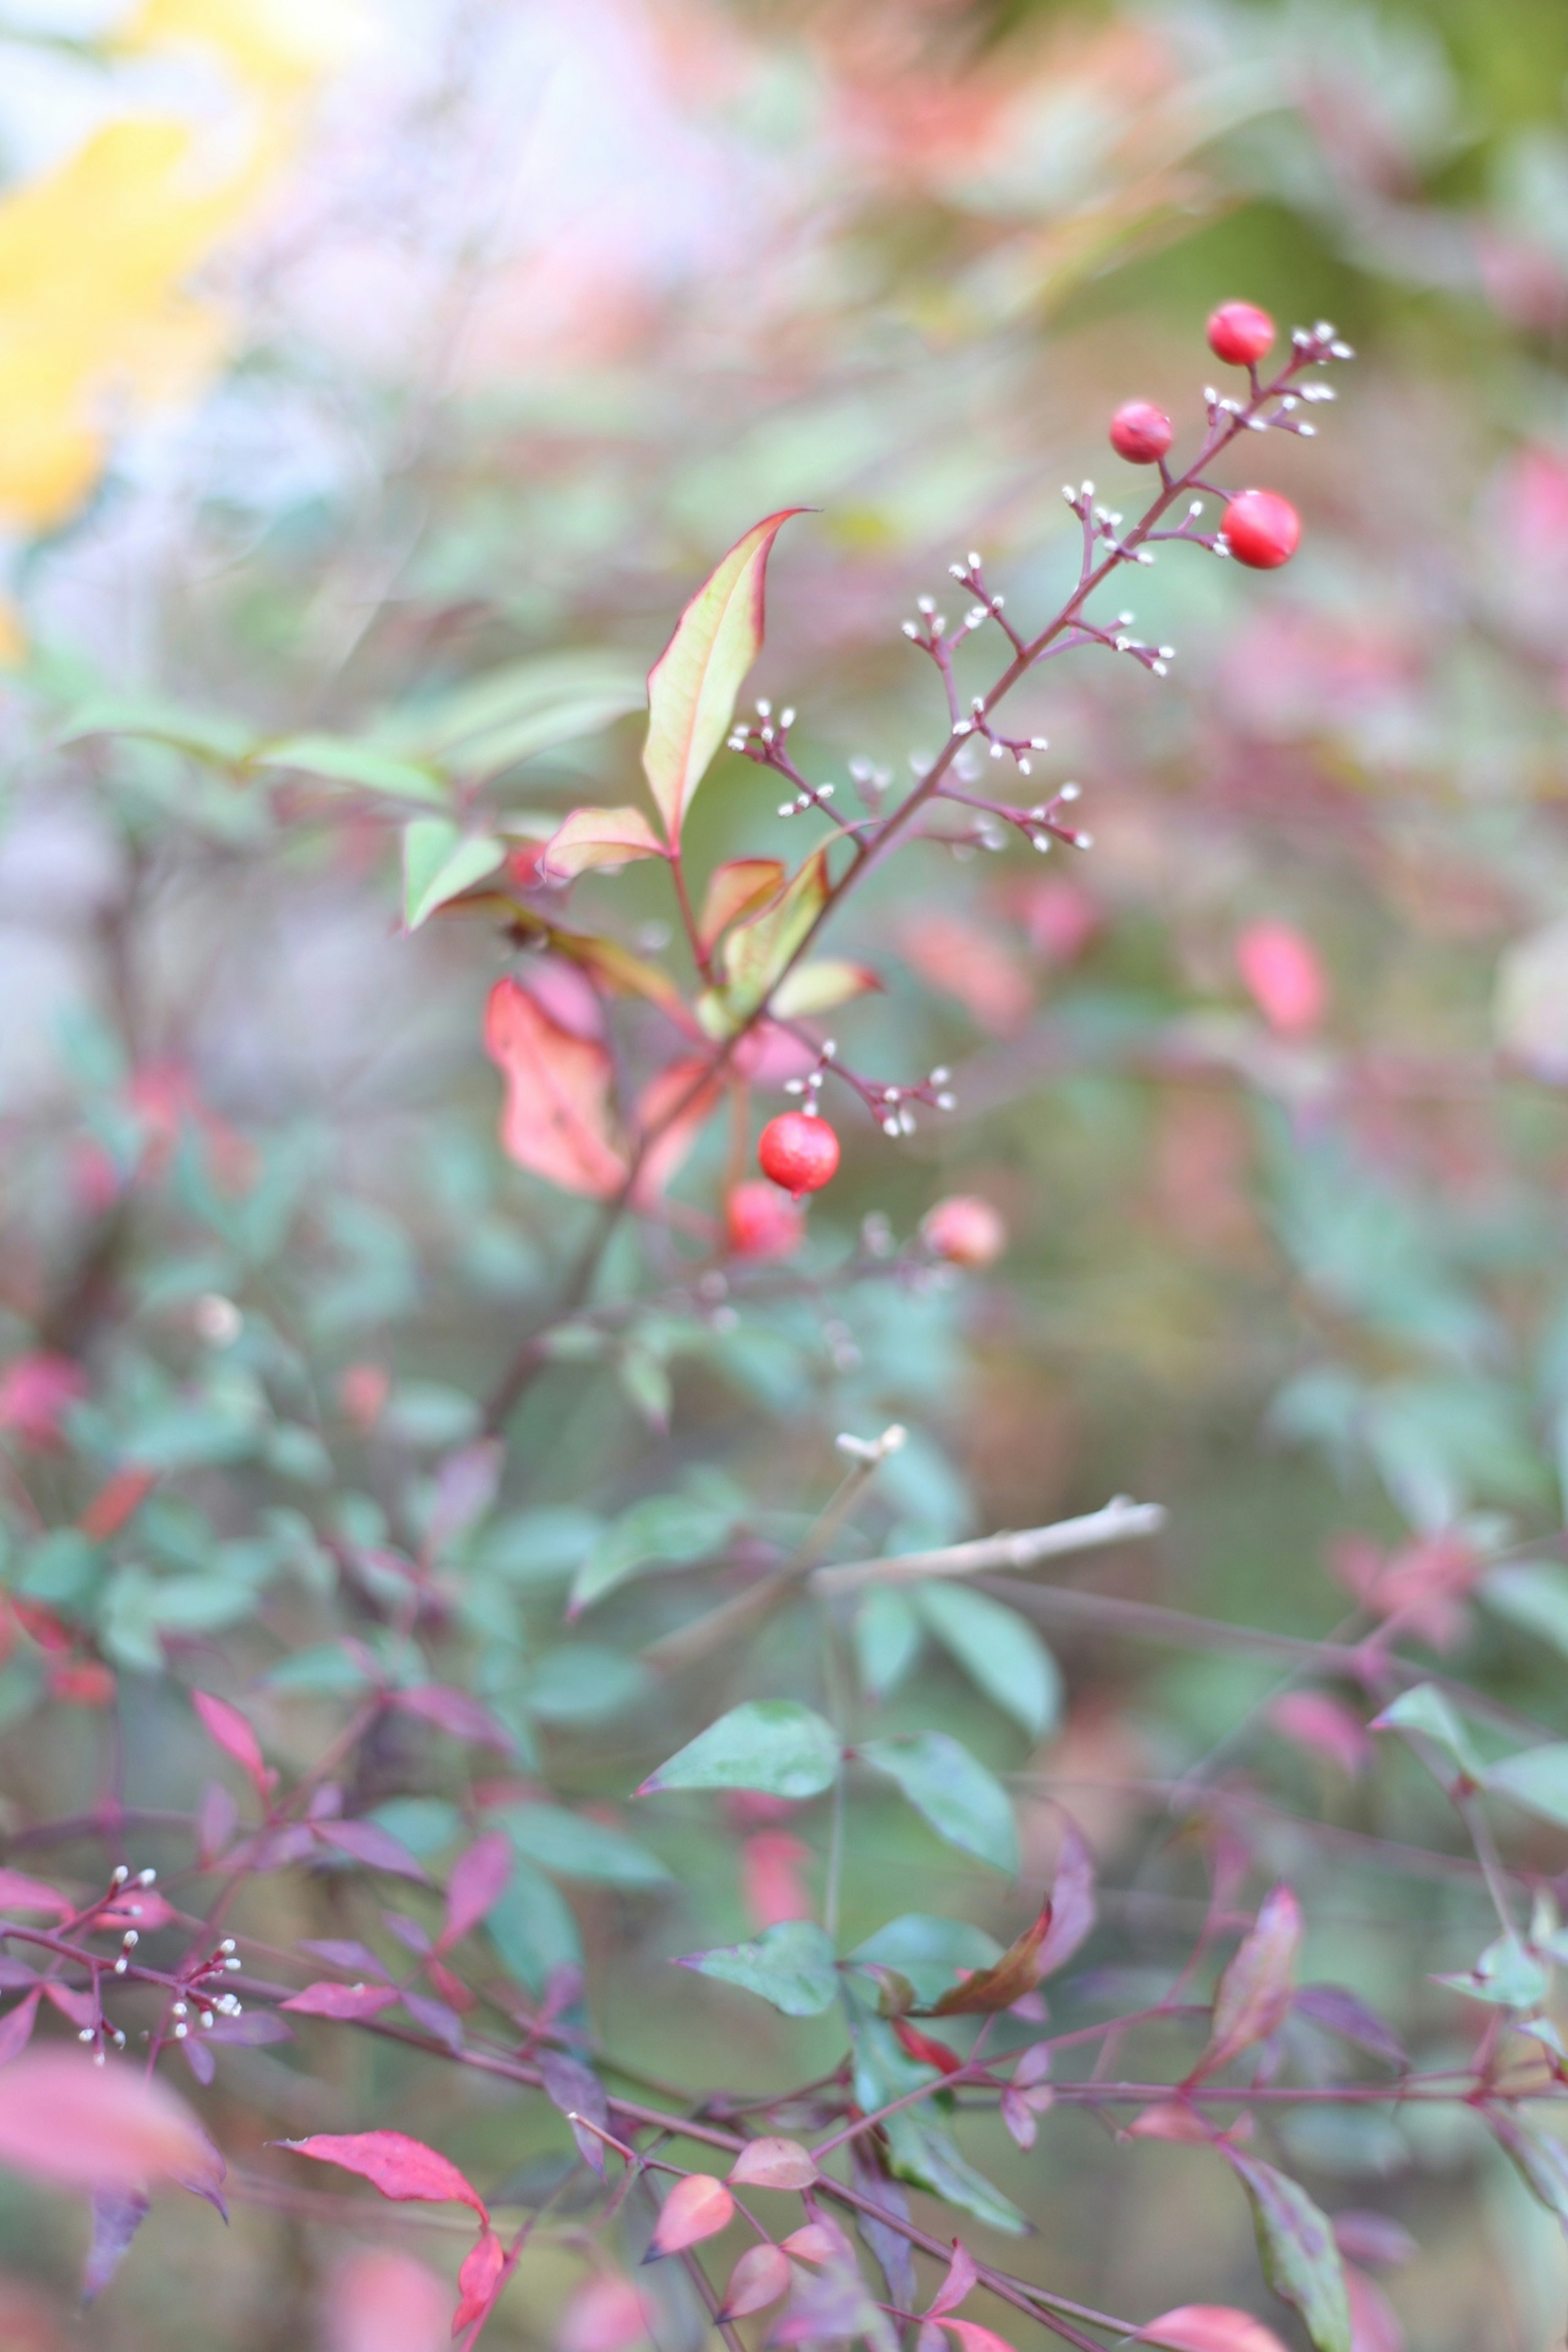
648,2173,734,2256
928,1898,1050,2014
1488,2111,1568,2224
1344,2265,1405,2352
59,697,252,764
484,1858,582,1993
914,1583,1061,1739
1483,1743,1568,1825
281,2130,487,2220
526,1645,653,1724
640,1701,841,1799
497,1803,672,1888
281,1982,400,2021
1480,1560,1568,1659
391,1684,516,1752
253,733,448,805
483,977,626,1199
314,1819,430,1882
860,1733,1018,1874
323,2246,453,2352
1432,1927,1550,2009
882,2111,1026,2235
1036,1820,1097,1976
1195,1887,1302,2079
1292,1988,1408,2070
728,2137,818,2189
855,1588,923,1701
541,805,668,880
698,858,785,953
769,959,881,1018
1226,2152,1351,2352
403,820,506,930
851,1916,1002,2011
719,848,829,1022
1137,2312,1291,2352
677,1921,838,2016
718,2244,792,2322
190,1688,269,1793
396,650,646,781
1369,1685,1481,1781
643,510,804,842
569,1491,734,1617
0,2050,223,2195
441,1831,514,1948
538,2049,611,2179
0,1871,71,1919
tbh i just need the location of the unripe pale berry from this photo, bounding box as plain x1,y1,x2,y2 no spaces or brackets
1221,488,1300,570
757,1111,840,1199
1207,300,1275,366
922,1195,1007,1268
726,1180,805,1260
1109,400,1173,465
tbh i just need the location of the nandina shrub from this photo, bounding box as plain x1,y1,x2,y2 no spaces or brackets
1,282,1568,2352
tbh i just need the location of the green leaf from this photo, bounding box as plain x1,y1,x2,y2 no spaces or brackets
403,820,506,930
252,733,448,805
640,1700,842,1799
1433,1928,1551,2010
485,1858,583,1994
642,511,804,842
525,1645,652,1724
1370,1683,1482,1781
769,959,880,1018
1491,2112,1568,2225
472,1509,604,1586
914,1583,1062,1738
494,1803,672,1888
568,1492,733,1617
854,1589,922,1701
1227,2152,1351,2352
851,1915,1002,2012
58,696,252,764
858,1732,1018,1874
882,2111,1027,2235
677,1920,839,2016
398,651,646,782
1485,1743,1568,1827
1480,1561,1568,1660
719,847,829,1020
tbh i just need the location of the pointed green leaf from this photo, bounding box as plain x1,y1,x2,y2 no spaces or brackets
677,1920,838,2016
882,2111,1027,2235
1370,1684,1482,1781
640,1700,841,1799
494,1803,673,1887
403,821,506,930
1226,2153,1350,2352
1485,1743,1568,1827
914,1583,1061,1738
720,848,829,1020
254,733,448,805
859,1732,1018,1874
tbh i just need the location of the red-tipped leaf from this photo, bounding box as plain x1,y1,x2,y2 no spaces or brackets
280,2130,488,2222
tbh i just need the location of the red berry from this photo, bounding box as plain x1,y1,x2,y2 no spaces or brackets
1109,400,1173,465
757,1111,840,1199
1207,300,1275,367
725,1180,805,1260
922,1195,1007,1268
1221,488,1300,570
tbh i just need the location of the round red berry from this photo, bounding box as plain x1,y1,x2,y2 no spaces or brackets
1221,488,1300,570
1109,400,1173,465
725,1180,805,1260
922,1195,1007,1268
757,1111,840,1199
1207,300,1275,367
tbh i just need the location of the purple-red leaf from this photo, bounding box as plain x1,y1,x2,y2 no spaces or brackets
454,2227,507,2336
929,1901,1051,2016
191,1690,270,1794
1293,1987,1407,2071
299,1939,391,1983
391,1684,516,1753
314,1819,430,1882
1194,1886,1302,2080
0,1990,40,2066
942,2325,1021,2352
0,1869,70,1918
1035,1820,1097,1978
441,1831,512,1952
924,2240,979,2320
279,2130,488,2222
84,2189,149,2302
281,1982,400,2022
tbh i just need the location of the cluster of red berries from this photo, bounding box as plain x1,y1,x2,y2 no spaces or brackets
1108,300,1300,571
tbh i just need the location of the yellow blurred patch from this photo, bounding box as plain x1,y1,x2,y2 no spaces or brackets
124,0,365,90
0,598,25,670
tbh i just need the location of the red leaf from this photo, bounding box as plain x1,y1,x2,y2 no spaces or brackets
717,2244,791,2321
893,2017,965,2074
1035,1820,1097,1978
942,2325,1020,2352
726,2136,817,2190
1194,1885,1302,2080
630,1056,727,1205
929,1900,1052,2016
454,2227,507,2336
483,978,627,1199
0,2049,223,2194
78,1468,157,1542
191,1690,269,1794
314,1819,430,1882
440,1832,513,1953
1236,921,1325,1038
0,1870,70,1918
925,2241,978,2319
325,2246,452,2352
280,2131,488,2222
647,2173,734,2256
1136,2311,1291,2352
392,1685,516,1753
281,1982,400,2021
0,1990,40,2065
557,2275,654,2352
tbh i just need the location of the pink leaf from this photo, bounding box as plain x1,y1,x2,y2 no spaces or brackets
648,2172,734,2256
717,2244,791,2321
441,1831,513,1952
557,2275,653,2352
1123,2101,1217,2145
0,1990,40,2065
1237,922,1326,1037
1345,2265,1405,2352
392,1686,517,1753
1267,1692,1372,1778
1137,2311,1291,2352
925,2241,978,2319
0,2049,223,2194
0,1870,70,1918
0,1352,88,1447
299,1939,391,1983
541,806,669,882
629,1056,727,1205
942,2324,1021,2352
281,1982,400,2022
483,978,627,1200
1035,1819,1097,1978
42,1982,95,2029
896,911,1032,1035
454,2227,507,2336
727,2136,817,2191
403,1993,464,2051
191,1690,269,1794
1331,2213,1417,2271
780,2221,843,2264
84,2187,149,2303
324,2247,452,2352
642,510,806,844
280,2130,487,2222
314,1819,430,1881
1194,1885,1302,2080
93,1885,177,1933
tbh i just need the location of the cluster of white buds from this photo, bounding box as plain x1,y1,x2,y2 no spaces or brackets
777,780,835,819
114,1927,138,1974
783,1067,829,1107
1022,782,1091,854
726,697,797,758
1293,320,1355,361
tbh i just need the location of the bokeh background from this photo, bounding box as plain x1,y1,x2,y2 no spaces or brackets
4,0,1568,2346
